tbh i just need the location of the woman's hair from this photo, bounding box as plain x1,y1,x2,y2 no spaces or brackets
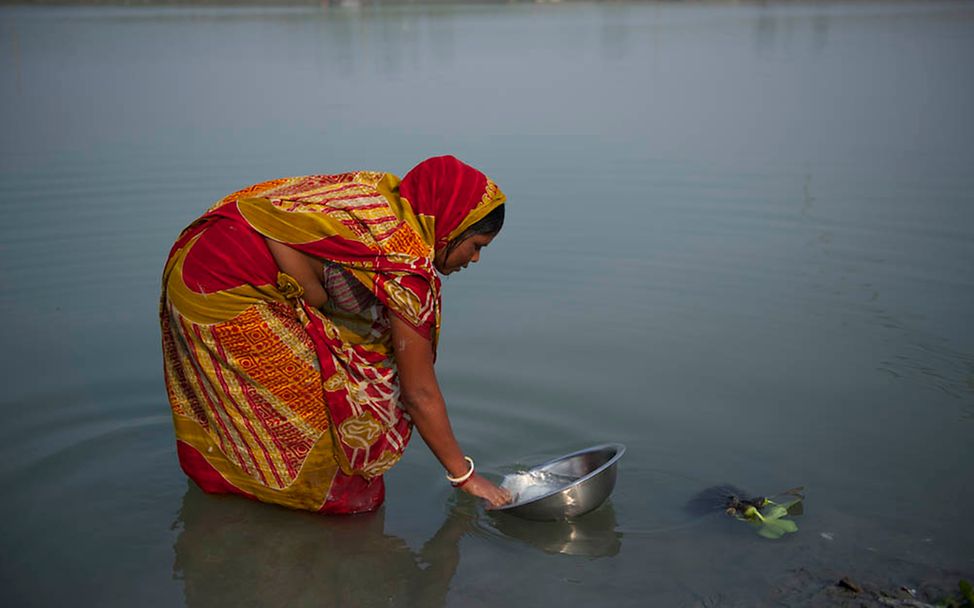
459,203,505,240
443,203,505,257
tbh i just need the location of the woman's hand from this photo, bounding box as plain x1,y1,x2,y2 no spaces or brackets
459,474,512,509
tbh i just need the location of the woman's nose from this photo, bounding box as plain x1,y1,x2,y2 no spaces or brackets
471,251,481,263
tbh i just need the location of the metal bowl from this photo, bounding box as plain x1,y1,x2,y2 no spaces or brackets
494,444,626,521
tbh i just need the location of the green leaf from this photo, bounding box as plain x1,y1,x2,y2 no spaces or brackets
754,517,798,539
757,525,786,539
959,579,973,605
775,519,798,533
767,489,805,517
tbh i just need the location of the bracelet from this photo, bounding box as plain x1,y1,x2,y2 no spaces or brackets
446,456,475,486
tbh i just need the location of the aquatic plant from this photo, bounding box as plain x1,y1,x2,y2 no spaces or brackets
939,579,974,608
723,487,805,540
685,485,805,540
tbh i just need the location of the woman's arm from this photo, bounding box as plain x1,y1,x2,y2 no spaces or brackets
265,238,329,308
391,314,512,508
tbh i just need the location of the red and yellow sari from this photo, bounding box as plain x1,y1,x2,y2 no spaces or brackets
161,156,505,513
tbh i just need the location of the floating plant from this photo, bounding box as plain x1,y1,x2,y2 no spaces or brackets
686,485,805,540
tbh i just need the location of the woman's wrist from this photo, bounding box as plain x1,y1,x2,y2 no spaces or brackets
441,450,471,478
453,473,475,489
445,456,475,486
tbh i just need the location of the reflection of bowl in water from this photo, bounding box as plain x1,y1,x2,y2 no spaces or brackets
489,501,622,557
494,444,625,521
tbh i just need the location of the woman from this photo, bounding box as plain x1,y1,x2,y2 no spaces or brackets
161,156,512,514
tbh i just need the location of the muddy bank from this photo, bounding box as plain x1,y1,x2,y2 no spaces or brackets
755,568,973,608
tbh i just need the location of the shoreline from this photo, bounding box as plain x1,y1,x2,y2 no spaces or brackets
764,568,973,608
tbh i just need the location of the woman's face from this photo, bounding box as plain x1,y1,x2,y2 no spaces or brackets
434,233,496,275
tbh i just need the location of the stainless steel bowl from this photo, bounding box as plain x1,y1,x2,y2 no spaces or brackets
494,444,626,521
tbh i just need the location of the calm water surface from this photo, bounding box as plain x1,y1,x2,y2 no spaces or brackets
1,1,973,606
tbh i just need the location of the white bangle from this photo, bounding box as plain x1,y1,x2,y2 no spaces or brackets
445,456,475,485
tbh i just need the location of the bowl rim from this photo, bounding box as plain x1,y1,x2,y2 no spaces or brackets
495,443,627,511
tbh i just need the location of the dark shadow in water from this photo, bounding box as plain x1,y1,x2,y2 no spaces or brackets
485,502,622,558
173,483,470,608
684,484,752,518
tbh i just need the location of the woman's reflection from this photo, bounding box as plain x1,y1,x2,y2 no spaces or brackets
173,484,469,608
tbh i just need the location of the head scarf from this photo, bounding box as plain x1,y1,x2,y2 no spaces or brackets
398,155,506,252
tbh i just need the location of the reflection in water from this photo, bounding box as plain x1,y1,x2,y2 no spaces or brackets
173,484,468,608
5,15,22,96
811,14,829,53
753,7,831,57
486,503,622,558
598,5,632,63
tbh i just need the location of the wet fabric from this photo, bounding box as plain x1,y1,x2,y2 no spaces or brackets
160,158,505,513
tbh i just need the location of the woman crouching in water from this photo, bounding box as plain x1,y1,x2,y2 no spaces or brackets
161,156,512,513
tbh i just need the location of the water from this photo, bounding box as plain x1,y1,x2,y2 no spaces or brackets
501,469,580,504
1,1,973,605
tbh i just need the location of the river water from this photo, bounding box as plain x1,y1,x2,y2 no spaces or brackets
1,1,972,606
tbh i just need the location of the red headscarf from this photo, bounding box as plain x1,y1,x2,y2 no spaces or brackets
398,155,506,252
